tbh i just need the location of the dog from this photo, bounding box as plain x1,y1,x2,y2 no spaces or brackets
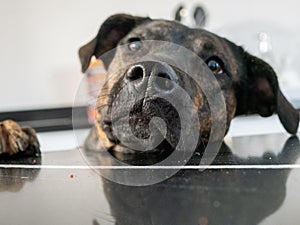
0,14,299,158
79,14,299,160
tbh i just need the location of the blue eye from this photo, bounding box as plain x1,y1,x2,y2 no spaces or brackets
207,58,224,74
128,38,142,51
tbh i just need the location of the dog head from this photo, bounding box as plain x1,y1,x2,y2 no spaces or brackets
79,14,299,153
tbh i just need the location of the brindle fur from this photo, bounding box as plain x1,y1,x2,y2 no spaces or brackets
79,14,299,157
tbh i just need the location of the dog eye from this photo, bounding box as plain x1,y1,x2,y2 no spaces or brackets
207,58,224,74
128,38,142,51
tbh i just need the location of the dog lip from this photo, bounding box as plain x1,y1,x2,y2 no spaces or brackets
102,123,112,131
101,119,117,142
102,119,114,135
103,119,112,125
102,123,118,143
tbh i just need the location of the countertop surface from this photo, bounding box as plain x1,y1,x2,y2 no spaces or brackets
1,132,300,225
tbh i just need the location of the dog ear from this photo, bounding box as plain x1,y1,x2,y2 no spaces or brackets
78,14,150,72
236,52,299,134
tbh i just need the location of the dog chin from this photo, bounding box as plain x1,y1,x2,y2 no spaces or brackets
103,123,178,152
102,97,181,150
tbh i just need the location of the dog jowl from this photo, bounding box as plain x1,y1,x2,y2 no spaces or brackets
79,14,299,156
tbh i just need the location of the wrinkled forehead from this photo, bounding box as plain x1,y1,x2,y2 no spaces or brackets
126,20,190,43
127,20,228,51
122,20,244,82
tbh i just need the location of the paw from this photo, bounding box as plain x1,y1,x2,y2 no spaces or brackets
0,120,40,157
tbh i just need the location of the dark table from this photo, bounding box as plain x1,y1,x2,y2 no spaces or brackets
1,132,300,225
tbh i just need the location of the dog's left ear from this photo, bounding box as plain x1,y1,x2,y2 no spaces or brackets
78,14,151,72
236,52,299,134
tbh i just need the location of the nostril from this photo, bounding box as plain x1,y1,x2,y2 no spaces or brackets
126,65,144,81
155,73,174,91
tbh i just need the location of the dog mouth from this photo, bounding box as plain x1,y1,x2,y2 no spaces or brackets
102,97,181,152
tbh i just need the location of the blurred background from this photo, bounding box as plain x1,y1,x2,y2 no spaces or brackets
0,0,299,150
1,0,300,111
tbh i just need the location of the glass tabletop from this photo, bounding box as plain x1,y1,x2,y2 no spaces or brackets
1,132,300,225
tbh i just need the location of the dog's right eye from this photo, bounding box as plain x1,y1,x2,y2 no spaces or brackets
127,38,142,52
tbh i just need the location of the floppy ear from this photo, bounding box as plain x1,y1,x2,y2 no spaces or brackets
78,14,150,72
236,52,299,134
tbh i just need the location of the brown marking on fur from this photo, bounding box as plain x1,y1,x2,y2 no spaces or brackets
95,111,114,149
193,92,204,109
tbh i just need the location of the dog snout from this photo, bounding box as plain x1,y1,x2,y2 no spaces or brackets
125,62,178,93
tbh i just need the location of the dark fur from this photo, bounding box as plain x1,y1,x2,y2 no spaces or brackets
79,14,299,157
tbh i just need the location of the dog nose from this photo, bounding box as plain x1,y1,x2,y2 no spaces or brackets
125,62,178,93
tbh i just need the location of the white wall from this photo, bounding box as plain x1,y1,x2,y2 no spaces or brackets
0,0,299,111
